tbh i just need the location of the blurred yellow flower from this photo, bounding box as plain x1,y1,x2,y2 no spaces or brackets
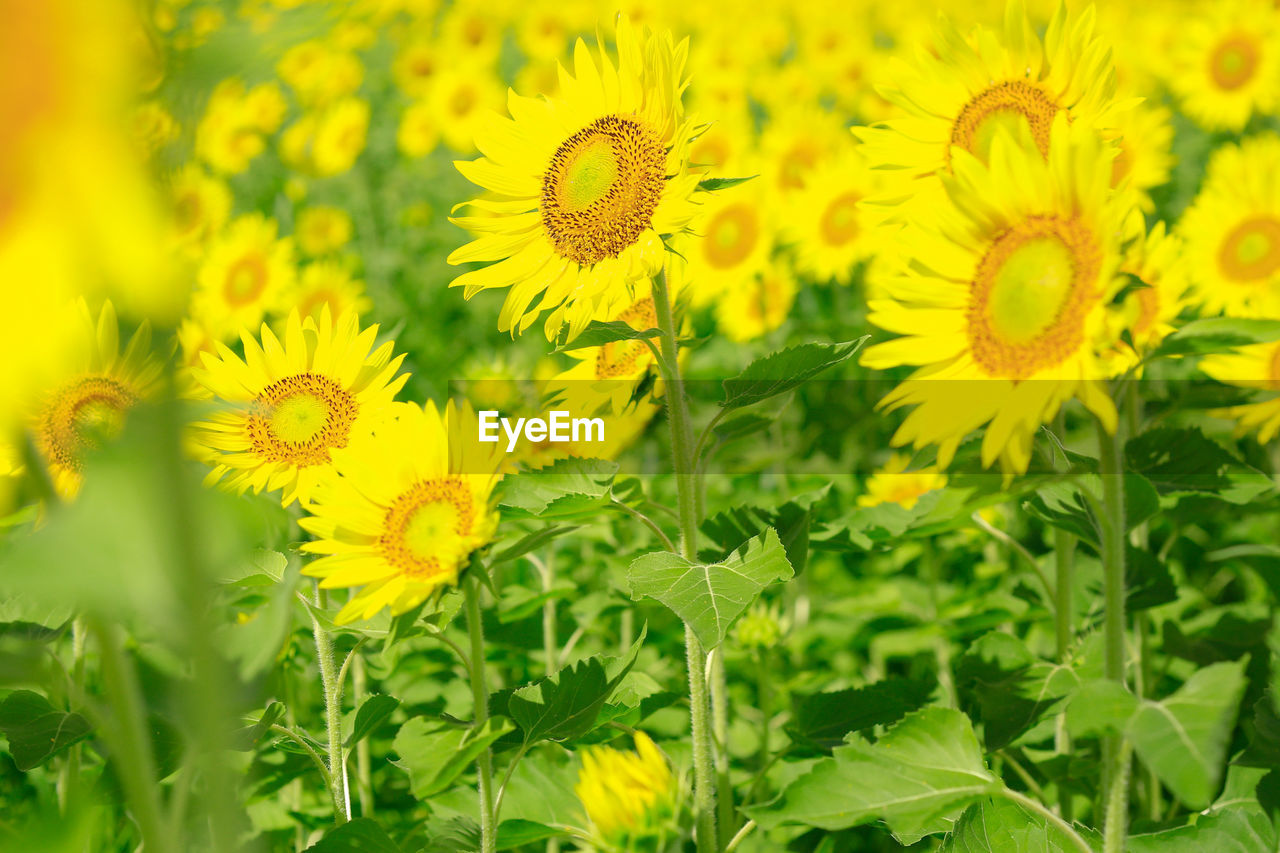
188,309,408,507
428,68,502,153
30,301,161,499
1180,134,1280,318
283,98,371,177
686,181,774,308
196,79,286,174
1202,342,1280,443
194,213,296,341
714,260,796,344
783,150,881,286
299,400,503,624
397,100,440,158
295,205,354,257
284,260,373,324
170,166,232,253
1169,0,1280,131
278,40,365,108
1112,218,1191,355
392,37,442,99
576,732,674,842
448,16,701,340
858,454,948,509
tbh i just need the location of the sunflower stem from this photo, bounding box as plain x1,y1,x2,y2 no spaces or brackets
465,573,497,853
351,653,374,817
1051,412,1076,821
57,616,87,815
311,604,350,825
1096,415,1129,853
652,265,720,853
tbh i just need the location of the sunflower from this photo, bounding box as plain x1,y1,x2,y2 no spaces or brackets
855,1,1122,178
282,261,372,325
858,453,949,509
1201,342,1280,443
576,732,675,842
1106,99,1174,213
169,165,232,253
277,39,364,108
1180,134,1280,318
30,301,161,499
713,259,796,344
193,213,296,341
447,16,701,341
187,309,407,507
757,104,849,195
687,191,773,311
294,205,353,257
397,100,440,158
392,36,442,99
428,68,502,154
861,116,1134,473
1111,217,1191,355
1169,0,1280,131
552,279,663,413
782,150,881,286
299,400,503,624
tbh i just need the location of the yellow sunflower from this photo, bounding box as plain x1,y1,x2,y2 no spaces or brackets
281,261,372,325
1201,343,1280,443
861,116,1135,474
187,308,408,507
170,165,232,254
1169,0,1280,131
299,400,503,624
576,732,674,842
428,68,502,154
193,213,296,341
552,279,662,414
855,0,1122,177
1112,217,1191,355
713,259,796,344
397,100,440,159
30,300,161,499
294,205,353,257
447,15,701,341
858,454,949,509
1106,99,1175,213
782,150,881,286
1180,134,1280,318
685,177,775,308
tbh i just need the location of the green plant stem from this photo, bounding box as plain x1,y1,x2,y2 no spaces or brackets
91,620,174,851
311,605,349,825
465,574,497,853
57,617,87,815
541,548,558,676
652,266,719,853
1001,790,1094,853
754,649,771,780
1096,417,1130,853
711,651,734,848
351,653,373,818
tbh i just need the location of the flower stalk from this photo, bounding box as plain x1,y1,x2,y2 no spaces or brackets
465,573,498,853
1095,416,1129,853
651,266,720,853
311,601,350,825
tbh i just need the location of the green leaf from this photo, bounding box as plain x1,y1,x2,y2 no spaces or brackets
1024,474,1159,545
1127,660,1247,809
232,701,286,751
303,818,401,852
391,716,515,799
696,174,757,192
711,411,776,445
497,458,618,518
506,627,644,744
628,528,794,649
496,819,569,850
747,707,1002,843
497,583,577,624
1065,681,1139,740
1153,317,1280,358
487,525,581,569
345,695,400,748
787,678,933,752
720,339,867,409
552,320,659,353
0,690,92,771
942,796,1097,852
1126,427,1272,504
699,488,826,574
1127,809,1276,853
954,632,1078,751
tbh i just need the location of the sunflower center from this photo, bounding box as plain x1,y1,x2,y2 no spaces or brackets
542,114,666,266
951,81,1058,164
224,255,268,306
1131,284,1161,337
175,192,202,235
779,142,817,190
968,216,1100,379
820,192,860,246
704,203,759,268
1210,34,1259,90
596,297,658,378
247,372,358,466
1219,217,1280,282
379,478,475,579
37,375,138,472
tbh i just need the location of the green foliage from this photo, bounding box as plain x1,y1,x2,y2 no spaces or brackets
0,691,92,772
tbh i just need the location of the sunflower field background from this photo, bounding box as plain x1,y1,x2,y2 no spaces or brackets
3,0,1280,851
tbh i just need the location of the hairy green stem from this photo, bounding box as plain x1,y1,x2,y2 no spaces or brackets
311,605,350,825
711,652,734,848
91,620,174,851
541,549,558,676
351,653,373,817
652,267,719,853
465,574,497,853
1097,417,1130,852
